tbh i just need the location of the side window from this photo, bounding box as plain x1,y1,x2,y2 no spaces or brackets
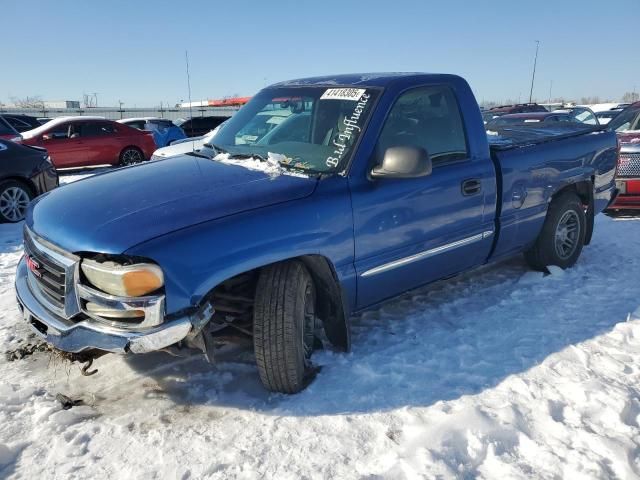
377,85,468,165
572,109,597,125
46,122,73,139
79,122,116,137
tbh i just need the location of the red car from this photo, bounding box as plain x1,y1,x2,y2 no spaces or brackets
605,102,640,212
20,116,156,168
0,117,22,142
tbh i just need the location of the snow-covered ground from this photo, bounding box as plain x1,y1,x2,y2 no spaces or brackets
1,170,639,479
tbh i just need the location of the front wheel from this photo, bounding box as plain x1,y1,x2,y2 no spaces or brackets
0,180,32,222
253,260,316,394
524,191,586,271
119,147,144,166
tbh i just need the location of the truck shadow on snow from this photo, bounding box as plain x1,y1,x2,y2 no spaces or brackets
122,221,640,416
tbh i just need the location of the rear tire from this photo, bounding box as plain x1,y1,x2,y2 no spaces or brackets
524,191,586,271
253,261,316,394
0,180,32,223
119,147,144,166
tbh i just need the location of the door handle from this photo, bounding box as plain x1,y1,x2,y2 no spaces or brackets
462,178,482,196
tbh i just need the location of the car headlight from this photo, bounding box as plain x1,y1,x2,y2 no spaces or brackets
81,259,164,297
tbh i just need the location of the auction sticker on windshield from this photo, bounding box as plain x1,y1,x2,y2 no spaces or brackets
320,88,366,101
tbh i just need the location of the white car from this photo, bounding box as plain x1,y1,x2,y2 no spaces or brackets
150,124,223,161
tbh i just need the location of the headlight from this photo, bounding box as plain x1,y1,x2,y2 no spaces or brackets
81,259,164,297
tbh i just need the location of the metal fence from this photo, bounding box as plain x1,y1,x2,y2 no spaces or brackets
0,106,240,122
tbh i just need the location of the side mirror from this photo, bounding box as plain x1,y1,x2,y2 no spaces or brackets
42,134,53,141
370,146,432,179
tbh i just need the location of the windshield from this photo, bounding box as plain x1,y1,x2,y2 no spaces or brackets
607,106,640,132
211,86,380,173
174,118,186,127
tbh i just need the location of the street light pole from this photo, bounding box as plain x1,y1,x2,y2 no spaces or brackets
529,40,540,103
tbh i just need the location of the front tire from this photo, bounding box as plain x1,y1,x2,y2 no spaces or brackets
253,261,316,394
524,191,586,271
0,180,32,223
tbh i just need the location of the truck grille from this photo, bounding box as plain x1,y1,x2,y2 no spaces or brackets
618,153,640,178
24,235,67,310
23,228,80,318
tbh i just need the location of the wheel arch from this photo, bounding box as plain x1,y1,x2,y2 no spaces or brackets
118,145,145,163
550,177,595,245
0,176,37,197
198,254,351,352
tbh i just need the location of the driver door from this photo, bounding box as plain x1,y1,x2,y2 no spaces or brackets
349,85,495,308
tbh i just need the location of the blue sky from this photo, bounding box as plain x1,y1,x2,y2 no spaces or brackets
3,0,638,107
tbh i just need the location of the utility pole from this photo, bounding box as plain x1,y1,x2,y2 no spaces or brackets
185,50,193,122
548,80,553,103
529,40,540,103
118,100,124,119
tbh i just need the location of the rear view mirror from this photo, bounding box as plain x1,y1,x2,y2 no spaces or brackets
370,146,432,179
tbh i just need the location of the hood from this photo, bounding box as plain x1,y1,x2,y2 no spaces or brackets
27,155,317,254
152,138,205,158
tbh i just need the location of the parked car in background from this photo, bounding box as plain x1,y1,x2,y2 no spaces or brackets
118,117,187,147
0,114,41,133
20,116,156,168
151,123,226,161
606,143,640,213
16,73,617,394
486,111,576,129
0,140,57,222
0,117,22,142
552,106,600,126
482,103,547,123
595,109,622,125
174,116,228,137
606,101,640,144
37,118,53,125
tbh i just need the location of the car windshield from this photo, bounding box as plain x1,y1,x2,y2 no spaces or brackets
174,118,186,127
607,106,640,132
211,86,380,173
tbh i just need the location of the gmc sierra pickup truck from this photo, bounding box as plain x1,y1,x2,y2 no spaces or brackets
15,73,618,393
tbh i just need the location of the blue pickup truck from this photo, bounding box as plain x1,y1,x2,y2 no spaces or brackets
15,73,618,393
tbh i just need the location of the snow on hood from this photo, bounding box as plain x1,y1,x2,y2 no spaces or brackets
214,152,310,178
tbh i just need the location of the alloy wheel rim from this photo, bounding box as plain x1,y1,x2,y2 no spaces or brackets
554,210,580,259
0,187,30,222
123,149,142,165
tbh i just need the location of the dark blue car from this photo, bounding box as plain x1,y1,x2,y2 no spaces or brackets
16,73,618,393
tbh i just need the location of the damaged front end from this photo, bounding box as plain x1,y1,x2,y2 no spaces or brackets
15,227,210,364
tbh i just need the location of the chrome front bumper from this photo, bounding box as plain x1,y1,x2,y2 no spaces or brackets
15,257,192,353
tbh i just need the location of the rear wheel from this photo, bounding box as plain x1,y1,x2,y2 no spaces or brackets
0,180,32,222
119,147,144,166
524,191,586,271
253,260,316,394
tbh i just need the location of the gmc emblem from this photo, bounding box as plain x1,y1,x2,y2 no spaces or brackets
25,255,41,277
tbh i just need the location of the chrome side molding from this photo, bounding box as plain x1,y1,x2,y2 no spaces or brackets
361,230,493,277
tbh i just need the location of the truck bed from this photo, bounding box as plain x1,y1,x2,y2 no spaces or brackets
487,124,604,150
487,125,618,261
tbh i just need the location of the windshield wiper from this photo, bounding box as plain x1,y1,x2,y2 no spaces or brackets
202,143,228,155
225,152,269,162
